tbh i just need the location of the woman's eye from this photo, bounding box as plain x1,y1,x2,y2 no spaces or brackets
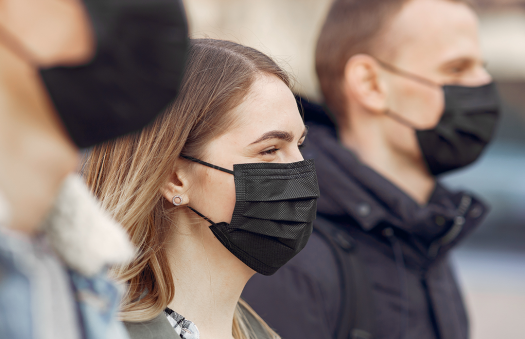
298,143,305,149
260,148,279,155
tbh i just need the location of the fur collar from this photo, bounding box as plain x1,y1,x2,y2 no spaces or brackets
0,190,9,228
42,174,135,277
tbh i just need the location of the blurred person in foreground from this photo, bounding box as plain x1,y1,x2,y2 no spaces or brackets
243,0,500,338
0,0,188,338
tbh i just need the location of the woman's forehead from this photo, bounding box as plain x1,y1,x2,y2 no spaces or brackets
235,75,302,133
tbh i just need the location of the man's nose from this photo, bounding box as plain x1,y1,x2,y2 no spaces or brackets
465,65,493,87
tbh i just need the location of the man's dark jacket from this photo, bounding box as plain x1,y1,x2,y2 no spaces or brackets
242,100,488,339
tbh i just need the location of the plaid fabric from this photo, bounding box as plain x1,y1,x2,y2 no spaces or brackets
164,308,200,339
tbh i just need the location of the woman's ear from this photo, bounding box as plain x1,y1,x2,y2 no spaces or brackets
343,54,389,114
160,162,190,206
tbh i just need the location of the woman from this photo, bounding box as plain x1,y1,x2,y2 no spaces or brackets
83,39,319,339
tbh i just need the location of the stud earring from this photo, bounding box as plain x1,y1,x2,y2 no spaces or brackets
172,195,183,206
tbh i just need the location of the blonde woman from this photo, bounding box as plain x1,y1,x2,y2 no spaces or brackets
83,39,320,339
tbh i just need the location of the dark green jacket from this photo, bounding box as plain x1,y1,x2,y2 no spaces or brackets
125,304,274,339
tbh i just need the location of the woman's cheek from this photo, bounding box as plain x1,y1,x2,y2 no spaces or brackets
221,179,237,223
205,173,237,223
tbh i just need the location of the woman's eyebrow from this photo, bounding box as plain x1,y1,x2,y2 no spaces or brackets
250,130,294,145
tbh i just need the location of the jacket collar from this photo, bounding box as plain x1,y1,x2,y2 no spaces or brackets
41,174,135,277
303,119,488,245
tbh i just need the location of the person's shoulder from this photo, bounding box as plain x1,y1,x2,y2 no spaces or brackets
289,227,337,269
124,313,179,339
273,225,341,292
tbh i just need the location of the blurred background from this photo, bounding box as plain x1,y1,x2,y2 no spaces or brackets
183,1,525,338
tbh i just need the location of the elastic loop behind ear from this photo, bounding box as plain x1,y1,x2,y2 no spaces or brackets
374,58,440,88
188,206,216,226
180,155,234,175
384,109,420,130
0,22,39,66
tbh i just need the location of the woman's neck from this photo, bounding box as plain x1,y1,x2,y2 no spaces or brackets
166,210,254,339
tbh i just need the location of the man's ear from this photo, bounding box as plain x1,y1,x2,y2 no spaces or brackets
160,161,190,206
343,54,388,114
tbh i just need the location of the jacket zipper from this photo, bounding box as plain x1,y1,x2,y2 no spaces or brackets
427,195,472,258
383,228,409,339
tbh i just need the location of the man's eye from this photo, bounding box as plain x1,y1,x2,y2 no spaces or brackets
261,148,279,155
447,62,471,75
449,66,464,74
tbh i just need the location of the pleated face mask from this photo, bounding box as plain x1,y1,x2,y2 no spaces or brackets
182,155,320,276
376,59,500,176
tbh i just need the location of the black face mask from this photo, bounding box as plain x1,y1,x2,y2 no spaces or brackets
181,155,320,276
34,0,189,148
377,60,500,176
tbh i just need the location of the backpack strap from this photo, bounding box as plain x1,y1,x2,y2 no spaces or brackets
314,217,375,339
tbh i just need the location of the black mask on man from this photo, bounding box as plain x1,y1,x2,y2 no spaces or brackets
377,60,500,176
181,155,320,276
38,0,189,148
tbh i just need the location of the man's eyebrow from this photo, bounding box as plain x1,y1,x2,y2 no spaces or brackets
250,130,294,145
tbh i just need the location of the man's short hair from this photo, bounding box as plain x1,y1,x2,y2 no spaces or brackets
315,0,472,120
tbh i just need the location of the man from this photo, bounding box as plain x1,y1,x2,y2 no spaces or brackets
0,0,188,338
242,1,499,338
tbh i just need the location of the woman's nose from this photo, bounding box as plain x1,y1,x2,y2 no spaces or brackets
290,146,305,163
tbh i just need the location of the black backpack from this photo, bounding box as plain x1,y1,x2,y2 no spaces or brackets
313,216,375,339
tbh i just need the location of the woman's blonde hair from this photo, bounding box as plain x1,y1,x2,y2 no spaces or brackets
83,39,289,338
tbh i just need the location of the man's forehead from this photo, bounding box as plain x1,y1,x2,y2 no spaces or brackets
383,0,480,66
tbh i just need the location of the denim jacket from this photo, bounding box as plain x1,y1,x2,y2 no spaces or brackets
71,270,129,339
0,175,135,339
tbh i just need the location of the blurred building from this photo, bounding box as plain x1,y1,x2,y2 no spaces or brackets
183,0,331,100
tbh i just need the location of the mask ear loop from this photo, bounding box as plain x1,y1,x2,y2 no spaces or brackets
0,22,39,66
374,58,442,130
188,206,216,226
374,58,440,89
384,109,420,130
180,154,234,226
180,155,234,175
